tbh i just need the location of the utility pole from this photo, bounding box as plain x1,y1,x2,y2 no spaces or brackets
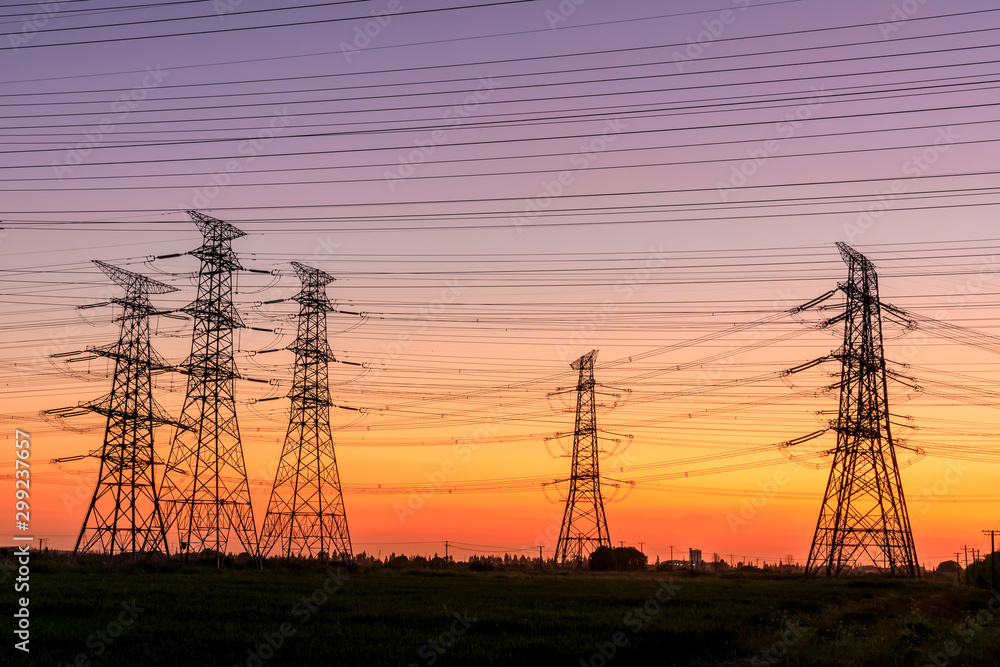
538,546,543,567
73,261,176,561
259,263,353,563
806,243,919,577
554,350,611,566
639,541,644,555
444,541,449,562
669,545,674,565
984,530,998,593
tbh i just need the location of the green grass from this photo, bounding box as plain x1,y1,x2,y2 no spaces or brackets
2,556,999,666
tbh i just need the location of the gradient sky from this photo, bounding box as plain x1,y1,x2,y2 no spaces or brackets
3,0,1000,568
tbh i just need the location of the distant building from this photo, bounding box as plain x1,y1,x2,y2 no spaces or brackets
689,548,702,568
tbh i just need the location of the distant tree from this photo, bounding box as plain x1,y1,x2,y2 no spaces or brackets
386,554,409,568
589,546,615,571
469,556,495,572
936,560,960,574
613,546,647,571
589,546,648,570
959,554,998,590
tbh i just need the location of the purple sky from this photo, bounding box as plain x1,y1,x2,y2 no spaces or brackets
5,0,1000,563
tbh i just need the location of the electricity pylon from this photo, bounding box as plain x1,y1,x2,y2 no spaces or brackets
74,261,176,560
259,262,353,562
806,242,919,577
555,350,611,565
160,211,259,561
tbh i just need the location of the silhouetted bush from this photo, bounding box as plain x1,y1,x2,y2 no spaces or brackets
468,558,495,572
589,546,647,571
589,546,616,571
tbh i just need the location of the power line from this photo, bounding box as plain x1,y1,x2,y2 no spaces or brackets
8,21,1000,102
0,1,534,51
0,1,804,85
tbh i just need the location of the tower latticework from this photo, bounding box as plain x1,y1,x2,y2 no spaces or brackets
259,262,352,562
806,242,919,577
161,211,259,559
74,260,176,560
555,350,611,565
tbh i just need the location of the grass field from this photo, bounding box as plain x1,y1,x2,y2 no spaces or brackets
3,555,999,666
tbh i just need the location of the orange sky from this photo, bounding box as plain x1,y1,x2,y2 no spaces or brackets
5,240,1000,570
4,0,1000,570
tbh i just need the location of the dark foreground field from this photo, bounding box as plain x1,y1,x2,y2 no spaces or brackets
3,557,999,666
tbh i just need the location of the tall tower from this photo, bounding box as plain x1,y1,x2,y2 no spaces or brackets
74,261,176,560
806,242,919,577
555,350,611,565
160,211,259,560
258,262,353,562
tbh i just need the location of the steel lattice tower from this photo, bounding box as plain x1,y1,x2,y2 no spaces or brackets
555,350,611,565
74,261,177,560
160,211,259,560
259,262,353,562
805,242,919,577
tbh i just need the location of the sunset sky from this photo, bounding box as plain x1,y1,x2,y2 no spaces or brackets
4,0,1000,569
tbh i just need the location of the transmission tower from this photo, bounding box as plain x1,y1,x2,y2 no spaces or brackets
259,262,353,562
160,211,259,561
555,349,611,565
74,261,177,560
805,242,919,577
